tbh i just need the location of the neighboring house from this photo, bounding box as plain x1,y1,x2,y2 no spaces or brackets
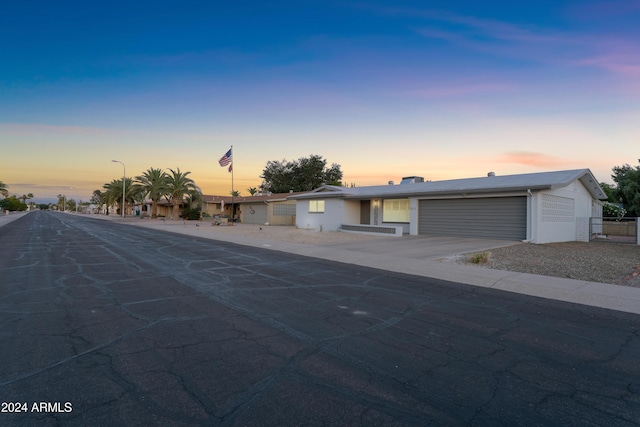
234,192,303,225
289,169,607,244
202,192,303,224
202,195,235,219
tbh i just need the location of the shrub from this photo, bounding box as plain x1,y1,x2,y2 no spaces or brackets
603,202,626,220
469,251,490,264
182,208,202,220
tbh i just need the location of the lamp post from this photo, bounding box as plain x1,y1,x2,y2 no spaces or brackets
112,160,126,218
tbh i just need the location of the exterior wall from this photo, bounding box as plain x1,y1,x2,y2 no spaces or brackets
295,198,344,231
343,200,361,225
267,200,297,225
202,203,223,217
533,181,595,243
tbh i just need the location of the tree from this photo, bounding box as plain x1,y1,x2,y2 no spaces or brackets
599,182,617,202
230,190,240,197
164,168,199,220
136,167,168,218
611,160,640,217
0,196,27,211
0,181,8,198
247,187,257,196
102,177,141,215
57,194,66,211
20,193,34,204
260,154,343,193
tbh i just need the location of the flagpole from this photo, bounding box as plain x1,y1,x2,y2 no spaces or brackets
231,145,234,226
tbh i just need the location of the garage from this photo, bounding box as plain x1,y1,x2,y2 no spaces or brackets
242,204,267,224
418,196,527,240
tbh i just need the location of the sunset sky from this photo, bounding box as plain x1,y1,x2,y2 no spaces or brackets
1,1,639,203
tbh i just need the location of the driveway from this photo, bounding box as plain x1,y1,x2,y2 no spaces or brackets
319,234,519,260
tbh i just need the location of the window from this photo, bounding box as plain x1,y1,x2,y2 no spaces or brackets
309,200,325,213
383,199,409,223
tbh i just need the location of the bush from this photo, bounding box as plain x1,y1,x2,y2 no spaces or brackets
603,202,626,219
182,208,201,220
0,196,27,211
468,251,490,264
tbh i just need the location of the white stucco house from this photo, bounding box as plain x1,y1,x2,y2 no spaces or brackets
290,169,608,244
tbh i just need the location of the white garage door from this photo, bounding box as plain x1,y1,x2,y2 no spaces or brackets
419,197,527,240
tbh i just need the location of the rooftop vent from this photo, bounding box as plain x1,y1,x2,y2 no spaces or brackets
400,176,425,184
487,172,496,177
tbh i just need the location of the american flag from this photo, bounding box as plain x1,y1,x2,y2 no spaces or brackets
218,148,232,167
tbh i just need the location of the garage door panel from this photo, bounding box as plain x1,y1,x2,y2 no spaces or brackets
244,205,267,224
419,197,526,240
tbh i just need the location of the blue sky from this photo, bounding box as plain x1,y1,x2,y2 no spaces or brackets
1,0,638,202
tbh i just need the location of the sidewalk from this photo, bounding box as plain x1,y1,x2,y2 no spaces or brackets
89,213,640,316
0,210,32,228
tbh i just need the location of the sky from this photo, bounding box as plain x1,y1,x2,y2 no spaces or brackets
1,0,639,203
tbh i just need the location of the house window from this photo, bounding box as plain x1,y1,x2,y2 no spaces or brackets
309,200,325,213
383,199,409,223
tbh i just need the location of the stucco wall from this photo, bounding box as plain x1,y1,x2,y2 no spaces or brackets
343,200,360,225
295,198,344,231
534,181,595,243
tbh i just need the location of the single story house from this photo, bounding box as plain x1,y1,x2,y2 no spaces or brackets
289,169,607,244
202,192,303,224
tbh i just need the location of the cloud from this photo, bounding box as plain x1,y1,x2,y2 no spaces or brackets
497,151,574,168
375,5,639,79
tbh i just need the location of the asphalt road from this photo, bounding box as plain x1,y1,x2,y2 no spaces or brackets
1,211,639,426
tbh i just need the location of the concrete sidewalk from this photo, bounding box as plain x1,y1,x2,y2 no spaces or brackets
7,212,640,316
0,210,32,228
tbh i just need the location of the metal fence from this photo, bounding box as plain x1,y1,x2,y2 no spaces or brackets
590,217,639,244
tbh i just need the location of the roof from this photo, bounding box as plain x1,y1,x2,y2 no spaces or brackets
289,169,607,200
202,192,304,204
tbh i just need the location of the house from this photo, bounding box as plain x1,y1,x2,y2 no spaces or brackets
290,169,607,244
201,192,303,225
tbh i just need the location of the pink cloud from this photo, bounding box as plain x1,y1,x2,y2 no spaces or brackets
575,52,640,77
497,151,573,168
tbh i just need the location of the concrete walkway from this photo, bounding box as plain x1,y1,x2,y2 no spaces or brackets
5,211,640,316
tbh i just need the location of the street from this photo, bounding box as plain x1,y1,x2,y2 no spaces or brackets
1,211,639,426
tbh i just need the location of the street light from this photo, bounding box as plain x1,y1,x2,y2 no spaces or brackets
112,160,126,218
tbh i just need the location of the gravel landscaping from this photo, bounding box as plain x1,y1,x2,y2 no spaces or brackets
457,241,640,287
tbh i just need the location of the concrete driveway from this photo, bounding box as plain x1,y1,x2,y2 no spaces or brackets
320,234,520,260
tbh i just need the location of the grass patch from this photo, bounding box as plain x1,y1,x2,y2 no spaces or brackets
468,251,490,265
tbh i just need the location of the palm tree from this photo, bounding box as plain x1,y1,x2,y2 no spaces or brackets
102,180,121,214
0,181,8,198
135,167,168,219
20,193,34,204
164,168,198,220
103,178,141,216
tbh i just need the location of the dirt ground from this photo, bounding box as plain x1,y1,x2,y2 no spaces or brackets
459,241,640,287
